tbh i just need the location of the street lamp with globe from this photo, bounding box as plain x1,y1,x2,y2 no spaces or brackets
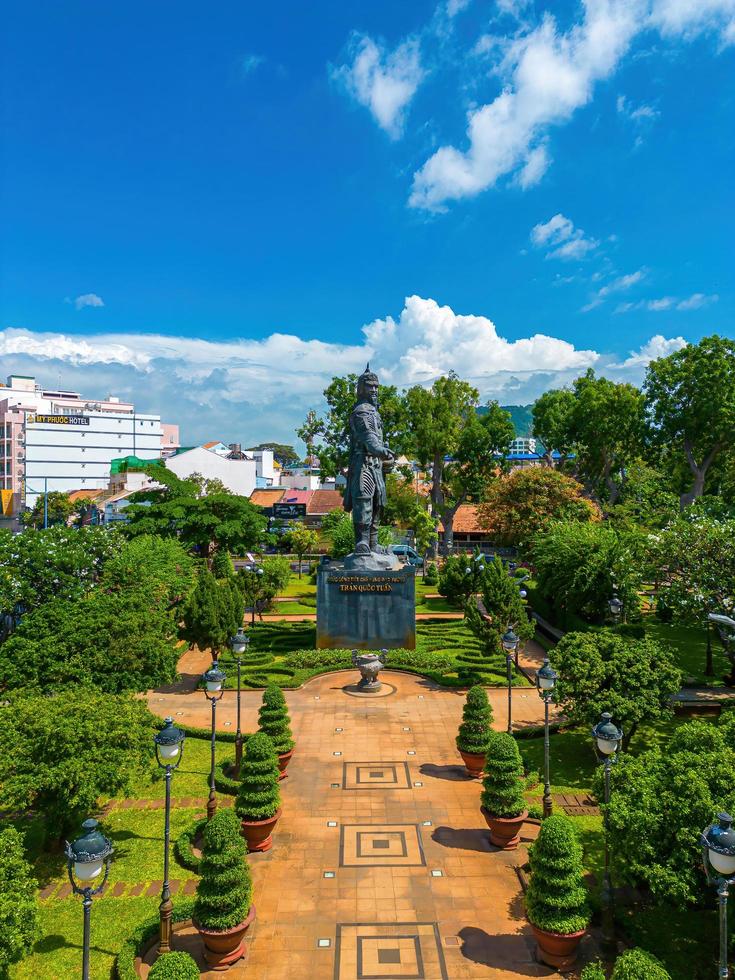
501,628,519,734
153,717,185,953
535,658,558,818
202,661,226,820
591,711,623,956
700,812,735,979
231,627,250,775
65,819,114,980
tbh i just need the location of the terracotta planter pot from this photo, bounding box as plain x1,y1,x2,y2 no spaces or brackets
480,805,528,850
458,747,486,779
195,905,256,971
530,923,586,970
240,808,281,852
277,748,294,780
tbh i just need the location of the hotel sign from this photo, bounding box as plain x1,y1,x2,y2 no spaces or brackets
28,414,90,426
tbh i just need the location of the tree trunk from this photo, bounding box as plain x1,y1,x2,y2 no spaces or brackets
439,499,464,557
680,439,719,509
430,452,444,558
621,720,637,753
602,455,620,507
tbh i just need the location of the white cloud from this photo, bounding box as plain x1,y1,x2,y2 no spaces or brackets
676,291,719,310
617,94,659,120
615,334,687,367
241,54,265,75
447,0,472,16
581,267,647,309
72,293,104,310
409,0,735,210
530,213,598,260
332,34,424,138
615,292,719,312
516,142,551,188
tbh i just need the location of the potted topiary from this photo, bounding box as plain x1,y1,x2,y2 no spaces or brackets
258,685,295,779
525,813,589,969
235,732,282,852
456,685,494,777
480,732,527,849
611,948,671,979
192,808,255,969
148,950,200,979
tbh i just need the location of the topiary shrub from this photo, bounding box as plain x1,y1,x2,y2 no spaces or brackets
424,562,438,586
257,685,294,754
480,732,526,818
148,950,200,980
456,685,494,754
173,817,206,872
193,809,252,932
580,962,606,980
115,899,195,980
611,948,671,980
525,813,589,935
235,732,281,821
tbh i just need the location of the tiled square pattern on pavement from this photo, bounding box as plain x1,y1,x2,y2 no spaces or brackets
343,761,412,790
336,923,448,980
340,824,426,867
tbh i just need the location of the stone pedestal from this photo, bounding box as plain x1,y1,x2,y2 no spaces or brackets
316,561,416,650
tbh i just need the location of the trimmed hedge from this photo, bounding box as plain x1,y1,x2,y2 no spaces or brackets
580,963,606,980
176,722,239,744
258,685,294,754
612,949,671,980
525,813,589,935
193,809,252,932
235,732,281,821
173,817,206,873
214,758,240,795
481,732,526,818
115,898,196,980
148,951,199,979
456,685,494,754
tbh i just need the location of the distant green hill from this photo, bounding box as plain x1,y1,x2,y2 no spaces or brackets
477,403,534,437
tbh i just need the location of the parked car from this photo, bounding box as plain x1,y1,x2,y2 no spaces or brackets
391,544,424,567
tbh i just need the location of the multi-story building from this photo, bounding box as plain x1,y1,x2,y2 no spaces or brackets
0,374,178,512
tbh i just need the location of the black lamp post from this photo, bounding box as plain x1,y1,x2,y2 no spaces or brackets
501,629,519,734
535,657,558,818
591,711,623,957
231,627,249,776
153,717,185,954
65,819,113,980
203,661,226,820
246,565,265,625
700,812,735,979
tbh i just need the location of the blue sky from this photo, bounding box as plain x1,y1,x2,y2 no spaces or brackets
1,0,733,446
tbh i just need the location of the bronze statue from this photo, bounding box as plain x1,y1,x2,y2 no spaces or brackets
343,364,395,561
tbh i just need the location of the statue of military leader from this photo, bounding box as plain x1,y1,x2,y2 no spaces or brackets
343,364,395,560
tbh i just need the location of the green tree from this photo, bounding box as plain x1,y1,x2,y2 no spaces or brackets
211,548,235,579
286,524,319,577
570,370,646,506
321,510,392,559
235,732,281,821
531,521,645,624
409,506,438,567
525,814,589,935
477,468,600,549
184,570,242,658
258,685,294,754
0,827,39,978
248,443,301,468
438,551,480,607
607,459,680,532
383,473,420,527
20,490,75,528
644,335,735,506
405,376,514,553
125,491,267,557
480,733,526,818
653,514,735,674
236,556,290,621
456,685,494,754
551,631,682,750
0,691,153,838
0,588,181,694
465,556,534,656
605,718,735,905
101,535,196,613
531,388,577,467
193,809,253,931
298,375,408,479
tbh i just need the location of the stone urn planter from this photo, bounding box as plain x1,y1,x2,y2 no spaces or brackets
240,808,281,852
352,649,387,691
277,748,294,780
480,805,528,850
196,906,256,970
529,924,586,970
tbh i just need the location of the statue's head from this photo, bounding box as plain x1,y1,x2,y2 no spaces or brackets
356,363,379,406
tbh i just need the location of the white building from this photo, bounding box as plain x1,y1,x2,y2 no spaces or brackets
509,437,537,454
0,375,177,511
166,444,259,496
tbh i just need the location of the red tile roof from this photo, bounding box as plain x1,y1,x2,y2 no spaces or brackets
306,490,344,515
249,488,286,507
281,489,310,505
438,504,483,533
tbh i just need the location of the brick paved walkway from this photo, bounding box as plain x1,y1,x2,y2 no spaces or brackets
137,670,597,979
